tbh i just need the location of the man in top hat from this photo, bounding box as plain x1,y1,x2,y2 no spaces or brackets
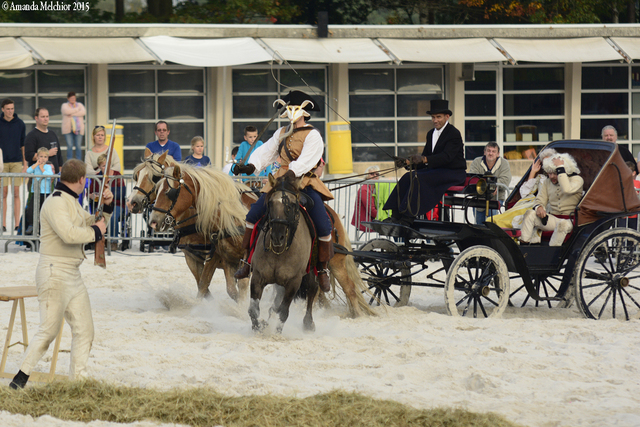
232,90,334,293
383,99,467,225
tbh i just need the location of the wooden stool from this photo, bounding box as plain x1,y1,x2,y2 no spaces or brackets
0,286,66,382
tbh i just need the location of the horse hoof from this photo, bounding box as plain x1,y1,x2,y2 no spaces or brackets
252,320,268,332
303,321,315,333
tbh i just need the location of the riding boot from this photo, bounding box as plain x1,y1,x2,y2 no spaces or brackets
317,240,334,293
234,227,254,279
9,370,29,390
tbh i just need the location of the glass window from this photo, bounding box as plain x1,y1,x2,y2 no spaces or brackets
109,96,155,120
37,70,84,94
158,70,203,93
581,93,628,115
108,70,154,93
0,70,35,93
504,67,564,91
582,66,628,90
466,94,496,116
280,69,324,94
233,95,274,119
504,93,564,116
466,120,496,143
465,70,495,91
503,119,564,143
352,146,395,162
121,123,156,147
349,94,394,118
158,96,204,120
349,69,394,92
397,120,431,143
10,96,36,118
38,96,69,121
351,121,394,143
397,94,439,117
397,68,442,92
232,69,277,93
581,119,629,140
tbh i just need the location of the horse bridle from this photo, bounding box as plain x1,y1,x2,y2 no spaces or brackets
265,182,301,255
151,173,197,229
133,159,166,209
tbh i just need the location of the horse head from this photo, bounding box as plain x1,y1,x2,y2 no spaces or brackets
265,173,303,255
149,164,196,232
128,149,174,214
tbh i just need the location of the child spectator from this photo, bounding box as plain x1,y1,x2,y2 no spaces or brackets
24,147,54,234
89,153,126,250
230,125,271,180
184,136,211,167
222,146,239,175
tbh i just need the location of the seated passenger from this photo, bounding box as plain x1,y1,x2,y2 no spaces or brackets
519,152,583,246
469,142,512,224
491,148,557,229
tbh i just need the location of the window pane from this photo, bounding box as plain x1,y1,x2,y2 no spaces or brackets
582,66,628,90
397,68,442,92
109,70,154,93
397,94,439,117
632,93,640,114
351,121,394,143
465,145,485,160
398,120,431,143
352,145,395,162
38,96,68,121
121,123,156,147
158,96,204,120
158,70,203,93
349,95,393,117
397,145,423,158
0,70,34,93
38,70,84,94
503,67,564,91
280,69,325,94
466,94,496,116
168,122,204,148
633,119,640,141
581,119,628,140
465,120,496,143
11,96,36,118
503,119,564,142
349,69,394,92
633,67,640,88
504,93,563,116
110,96,155,120
581,93,628,115
233,95,274,119
465,70,495,91
123,149,149,170
232,69,277,93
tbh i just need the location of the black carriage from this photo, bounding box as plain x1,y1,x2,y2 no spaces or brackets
352,140,640,320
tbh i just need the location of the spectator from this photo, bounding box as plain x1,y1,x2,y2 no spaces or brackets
0,98,27,232
61,91,86,160
24,147,54,235
25,108,64,173
351,165,380,232
184,136,211,167
222,146,239,175
85,125,121,175
89,153,126,251
469,142,512,224
145,121,181,161
230,125,271,180
602,125,638,174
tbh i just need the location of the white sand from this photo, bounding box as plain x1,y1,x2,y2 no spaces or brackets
1,245,639,427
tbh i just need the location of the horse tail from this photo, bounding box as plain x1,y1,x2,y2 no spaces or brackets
338,232,377,317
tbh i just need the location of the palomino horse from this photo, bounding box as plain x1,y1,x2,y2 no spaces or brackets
150,164,375,320
128,149,256,301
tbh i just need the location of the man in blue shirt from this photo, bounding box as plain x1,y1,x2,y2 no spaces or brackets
145,121,181,161
0,99,27,232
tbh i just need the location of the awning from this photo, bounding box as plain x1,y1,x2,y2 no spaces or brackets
260,38,392,63
493,37,623,63
0,38,34,69
140,36,273,66
610,37,640,60
21,37,155,64
378,38,506,63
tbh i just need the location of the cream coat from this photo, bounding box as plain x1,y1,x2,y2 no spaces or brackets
534,173,584,216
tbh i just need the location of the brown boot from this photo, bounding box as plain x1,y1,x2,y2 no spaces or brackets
234,227,254,279
317,239,334,293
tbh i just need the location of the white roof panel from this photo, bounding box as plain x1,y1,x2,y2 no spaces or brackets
379,38,506,63
0,38,34,69
494,37,623,63
260,38,392,63
610,37,640,60
21,37,154,64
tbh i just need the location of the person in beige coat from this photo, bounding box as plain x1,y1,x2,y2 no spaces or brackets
9,159,113,390
520,153,583,246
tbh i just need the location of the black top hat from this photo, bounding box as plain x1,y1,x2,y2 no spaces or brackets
278,90,321,112
426,99,452,116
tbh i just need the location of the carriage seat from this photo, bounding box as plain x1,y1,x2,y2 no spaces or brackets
442,174,501,210
501,213,575,244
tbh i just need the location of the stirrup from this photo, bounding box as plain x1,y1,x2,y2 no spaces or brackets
234,259,251,279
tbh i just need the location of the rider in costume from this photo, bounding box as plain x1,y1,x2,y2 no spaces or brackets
233,90,334,293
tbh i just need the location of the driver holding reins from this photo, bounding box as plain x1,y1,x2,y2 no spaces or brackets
233,90,334,293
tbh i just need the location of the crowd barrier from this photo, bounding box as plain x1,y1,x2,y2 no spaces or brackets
2,171,637,253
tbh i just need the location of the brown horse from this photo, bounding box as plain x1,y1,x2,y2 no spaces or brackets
128,150,256,301
150,164,375,319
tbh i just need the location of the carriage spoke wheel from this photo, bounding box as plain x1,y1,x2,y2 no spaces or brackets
445,246,509,318
358,239,411,307
509,273,574,309
574,229,640,320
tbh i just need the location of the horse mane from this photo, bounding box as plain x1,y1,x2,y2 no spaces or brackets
178,163,247,238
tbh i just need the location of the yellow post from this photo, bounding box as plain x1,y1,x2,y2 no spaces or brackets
327,121,353,174
104,124,124,168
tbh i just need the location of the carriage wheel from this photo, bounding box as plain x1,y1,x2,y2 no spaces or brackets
509,272,574,309
444,246,509,318
358,239,412,307
574,228,640,320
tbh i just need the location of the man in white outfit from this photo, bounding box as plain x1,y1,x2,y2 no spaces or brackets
10,159,113,389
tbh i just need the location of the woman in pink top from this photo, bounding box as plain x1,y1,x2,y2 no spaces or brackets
61,91,86,161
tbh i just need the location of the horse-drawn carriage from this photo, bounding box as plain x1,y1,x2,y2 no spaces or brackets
352,140,640,320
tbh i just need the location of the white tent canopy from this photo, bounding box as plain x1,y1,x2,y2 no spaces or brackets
610,37,640,60
378,38,507,63
260,38,392,63
0,38,34,69
493,37,624,63
21,37,155,64
140,36,273,66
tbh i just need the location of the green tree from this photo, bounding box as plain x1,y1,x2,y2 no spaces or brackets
167,0,299,24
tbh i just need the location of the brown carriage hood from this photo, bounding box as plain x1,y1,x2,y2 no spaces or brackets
578,147,640,226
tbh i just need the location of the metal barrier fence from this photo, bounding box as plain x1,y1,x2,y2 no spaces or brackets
2,171,638,253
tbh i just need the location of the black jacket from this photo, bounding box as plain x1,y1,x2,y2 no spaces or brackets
420,122,467,170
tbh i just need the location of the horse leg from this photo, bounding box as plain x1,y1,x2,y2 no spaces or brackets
198,255,220,300
275,280,300,334
329,253,365,318
221,261,239,302
269,286,284,319
249,274,267,332
182,250,209,299
302,273,318,332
